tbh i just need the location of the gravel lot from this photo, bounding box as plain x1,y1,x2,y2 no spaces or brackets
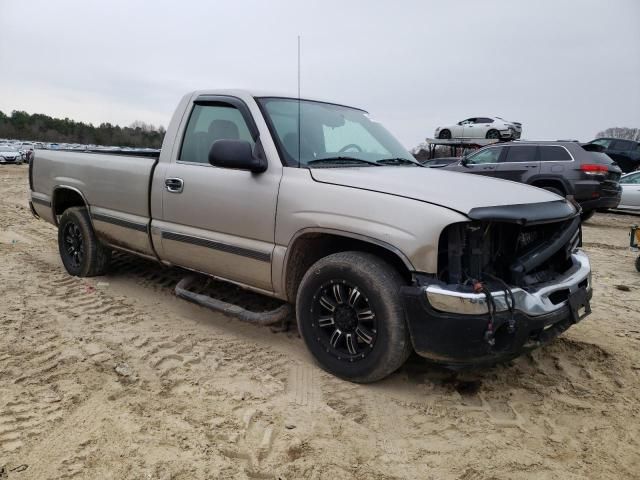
1,164,639,479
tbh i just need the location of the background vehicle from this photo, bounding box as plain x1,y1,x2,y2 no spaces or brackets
616,171,640,211
589,138,640,173
29,90,591,382
20,142,35,163
443,141,622,220
0,144,23,164
419,157,459,168
435,117,522,140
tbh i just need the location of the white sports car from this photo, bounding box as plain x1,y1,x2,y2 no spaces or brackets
435,117,522,140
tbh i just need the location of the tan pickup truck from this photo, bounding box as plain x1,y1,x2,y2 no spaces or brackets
29,90,592,382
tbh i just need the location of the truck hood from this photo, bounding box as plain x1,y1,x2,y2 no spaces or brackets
310,167,577,222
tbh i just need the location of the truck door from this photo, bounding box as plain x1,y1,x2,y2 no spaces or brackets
496,145,540,182
157,97,281,292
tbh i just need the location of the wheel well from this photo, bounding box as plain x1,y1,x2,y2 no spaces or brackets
52,188,87,222
530,179,567,195
284,233,412,302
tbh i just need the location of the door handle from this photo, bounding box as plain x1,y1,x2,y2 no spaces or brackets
165,178,184,193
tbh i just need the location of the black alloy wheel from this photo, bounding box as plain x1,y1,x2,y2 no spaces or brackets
57,207,111,277
296,251,412,383
311,280,378,361
62,222,85,269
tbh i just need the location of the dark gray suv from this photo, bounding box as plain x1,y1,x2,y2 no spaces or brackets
442,141,622,220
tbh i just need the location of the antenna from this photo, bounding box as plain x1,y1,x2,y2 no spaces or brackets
297,35,301,168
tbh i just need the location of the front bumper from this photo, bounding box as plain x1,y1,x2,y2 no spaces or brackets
402,251,592,366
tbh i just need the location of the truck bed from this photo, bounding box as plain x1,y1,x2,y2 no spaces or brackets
31,150,158,256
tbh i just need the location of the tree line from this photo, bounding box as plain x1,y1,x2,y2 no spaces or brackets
595,127,640,142
0,110,166,148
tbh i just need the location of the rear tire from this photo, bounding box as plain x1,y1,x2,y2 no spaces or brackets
438,129,451,139
636,256,640,273
486,129,500,139
296,251,412,383
58,207,111,277
580,209,596,222
540,186,565,197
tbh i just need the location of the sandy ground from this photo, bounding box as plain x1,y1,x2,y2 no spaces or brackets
0,163,639,480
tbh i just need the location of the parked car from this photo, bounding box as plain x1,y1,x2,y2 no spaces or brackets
442,141,622,220
435,117,522,140
420,157,460,168
615,171,640,211
20,142,35,163
29,89,591,382
0,145,23,164
588,138,640,173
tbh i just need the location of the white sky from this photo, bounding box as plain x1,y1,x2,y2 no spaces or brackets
1,0,639,148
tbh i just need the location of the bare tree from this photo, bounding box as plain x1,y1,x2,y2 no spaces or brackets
595,127,640,141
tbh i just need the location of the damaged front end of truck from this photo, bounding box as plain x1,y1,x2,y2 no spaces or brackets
403,200,592,366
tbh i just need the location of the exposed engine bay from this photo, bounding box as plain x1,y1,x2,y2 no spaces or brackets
436,216,581,290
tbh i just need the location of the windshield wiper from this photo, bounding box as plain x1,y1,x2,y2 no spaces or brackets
375,158,421,166
307,157,381,167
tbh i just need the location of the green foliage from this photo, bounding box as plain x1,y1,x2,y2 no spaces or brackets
0,110,165,148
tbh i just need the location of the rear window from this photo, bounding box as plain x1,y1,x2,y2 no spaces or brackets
589,152,616,164
503,145,537,163
540,146,572,162
611,140,634,151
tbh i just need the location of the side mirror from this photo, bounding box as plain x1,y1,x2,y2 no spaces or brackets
460,156,469,166
208,139,266,173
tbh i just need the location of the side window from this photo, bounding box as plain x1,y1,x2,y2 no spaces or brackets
621,173,640,184
540,146,572,162
467,147,502,164
179,103,255,164
611,140,633,151
476,117,493,124
503,145,537,163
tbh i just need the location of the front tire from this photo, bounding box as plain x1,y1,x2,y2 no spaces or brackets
438,129,451,139
486,129,500,139
296,251,412,383
58,207,111,277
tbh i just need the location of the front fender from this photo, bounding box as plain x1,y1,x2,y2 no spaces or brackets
275,168,469,275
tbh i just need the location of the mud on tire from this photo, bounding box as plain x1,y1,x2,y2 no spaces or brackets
58,207,111,277
296,251,412,383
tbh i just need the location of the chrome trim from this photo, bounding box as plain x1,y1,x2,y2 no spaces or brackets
425,250,591,317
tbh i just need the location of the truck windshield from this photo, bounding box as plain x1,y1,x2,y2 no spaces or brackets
257,97,417,167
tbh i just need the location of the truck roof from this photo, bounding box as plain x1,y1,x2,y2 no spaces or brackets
189,89,365,112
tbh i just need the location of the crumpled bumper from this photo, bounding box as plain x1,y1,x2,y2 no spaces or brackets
401,251,592,366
